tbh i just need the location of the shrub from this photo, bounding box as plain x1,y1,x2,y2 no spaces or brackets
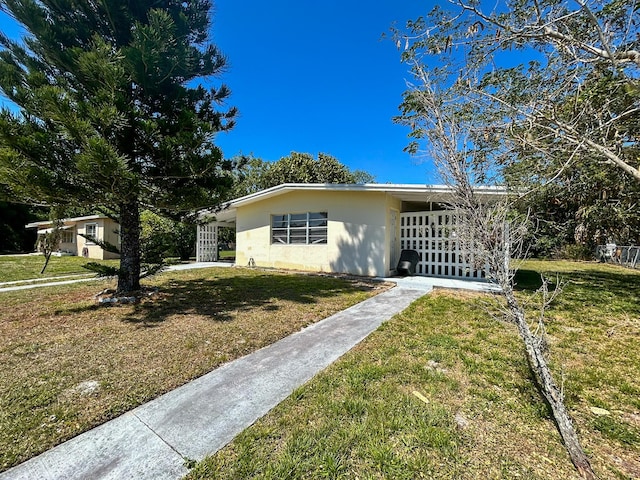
557,243,594,261
140,211,196,263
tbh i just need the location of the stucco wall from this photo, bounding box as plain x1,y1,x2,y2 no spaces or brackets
76,219,120,260
57,236,77,255
235,190,400,277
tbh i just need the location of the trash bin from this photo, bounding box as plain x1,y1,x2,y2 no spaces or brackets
396,249,420,276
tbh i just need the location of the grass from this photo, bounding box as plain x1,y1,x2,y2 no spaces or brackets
0,254,119,283
187,260,640,480
0,266,388,472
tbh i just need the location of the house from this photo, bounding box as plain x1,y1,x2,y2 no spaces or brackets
25,215,120,260
196,183,505,279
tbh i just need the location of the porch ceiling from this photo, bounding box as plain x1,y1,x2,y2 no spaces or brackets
202,207,237,226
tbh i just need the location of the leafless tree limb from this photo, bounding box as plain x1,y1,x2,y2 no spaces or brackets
403,67,596,479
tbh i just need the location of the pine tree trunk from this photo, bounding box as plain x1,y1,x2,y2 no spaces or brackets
117,200,141,294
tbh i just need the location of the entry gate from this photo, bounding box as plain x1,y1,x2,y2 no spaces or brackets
400,210,484,279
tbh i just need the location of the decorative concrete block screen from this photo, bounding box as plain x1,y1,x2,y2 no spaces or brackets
400,211,484,279
196,223,218,262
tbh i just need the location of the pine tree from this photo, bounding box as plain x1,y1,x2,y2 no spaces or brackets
0,0,236,293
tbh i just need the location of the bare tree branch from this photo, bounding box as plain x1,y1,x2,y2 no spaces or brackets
401,66,596,479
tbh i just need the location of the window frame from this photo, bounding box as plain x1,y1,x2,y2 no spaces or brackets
84,223,98,245
60,229,74,244
271,212,328,245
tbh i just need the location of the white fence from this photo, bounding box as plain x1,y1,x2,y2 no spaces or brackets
596,244,640,269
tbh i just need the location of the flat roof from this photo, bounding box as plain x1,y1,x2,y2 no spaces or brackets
199,183,508,224
25,214,111,229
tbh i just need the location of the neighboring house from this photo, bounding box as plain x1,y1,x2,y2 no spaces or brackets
196,183,505,279
25,215,120,260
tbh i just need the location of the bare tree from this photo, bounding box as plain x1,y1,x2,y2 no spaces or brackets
38,218,63,275
396,0,640,184
399,66,596,479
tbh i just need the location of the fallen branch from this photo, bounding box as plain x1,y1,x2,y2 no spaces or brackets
400,67,596,478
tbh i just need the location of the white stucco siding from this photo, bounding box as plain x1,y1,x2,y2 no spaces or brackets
235,190,393,276
28,215,121,260
77,219,120,260
101,219,120,260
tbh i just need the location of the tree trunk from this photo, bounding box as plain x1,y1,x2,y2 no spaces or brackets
117,200,141,294
40,251,52,274
505,291,596,480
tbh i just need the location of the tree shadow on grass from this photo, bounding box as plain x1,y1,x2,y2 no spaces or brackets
55,303,102,315
514,264,640,317
121,272,377,325
513,269,545,291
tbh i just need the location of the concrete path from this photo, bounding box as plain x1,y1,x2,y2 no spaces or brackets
0,273,92,287
380,274,502,293
0,276,107,292
1,282,433,480
0,262,232,293
0,260,498,294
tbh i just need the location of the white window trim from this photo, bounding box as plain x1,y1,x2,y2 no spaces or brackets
84,223,98,245
271,212,328,245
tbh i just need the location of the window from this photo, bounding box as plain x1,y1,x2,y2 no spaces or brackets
60,229,74,244
84,223,98,244
271,212,327,244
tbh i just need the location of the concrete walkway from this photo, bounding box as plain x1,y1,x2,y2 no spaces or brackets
0,261,498,294
0,273,92,287
380,274,502,293
0,262,232,293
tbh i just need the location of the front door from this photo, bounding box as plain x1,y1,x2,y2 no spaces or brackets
390,209,400,270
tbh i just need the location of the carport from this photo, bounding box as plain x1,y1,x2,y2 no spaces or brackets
195,206,236,262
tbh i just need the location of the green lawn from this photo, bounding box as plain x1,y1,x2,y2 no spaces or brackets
0,252,239,284
219,250,235,260
0,254,120,283
188,260,640,480
0,267,388,472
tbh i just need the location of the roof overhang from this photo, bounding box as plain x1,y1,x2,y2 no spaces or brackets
26,215,108,229
36,225,73,235
197,208,237,226
198,183,508,225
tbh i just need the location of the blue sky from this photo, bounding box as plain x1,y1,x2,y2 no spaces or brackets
0,1,437,184
211,1,435,184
